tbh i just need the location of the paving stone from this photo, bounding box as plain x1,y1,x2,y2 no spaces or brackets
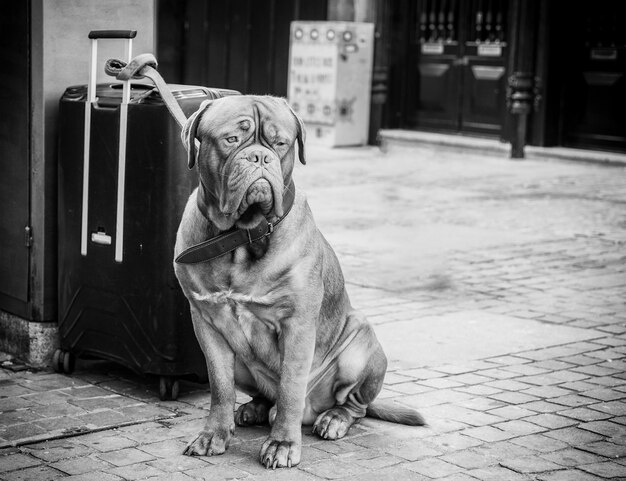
0,465,68,480
589,400,626,416
447,373,494,385
426,405,502,427
97,447,156,467
465,465,530,480
509,434,569,453
557,407,612,422
484,380,533,392
74,432,138,452
22,440,92,462
579,420,626,438
51,455,115,475
524,413,579,429
0,410,46,427
0,453,41,472
549,394,599,408
301,458,369,479
521,385,573,399
396,368,446,380
544,427,605,445
479,369,520,380
351,453,404,470
117,424,176,443
574,365,622,377
499,455,564,473
541,447,607,467
387,382,434,395
108,462,168,480
142,472,194,481
147,455,211,473
492,419,547,436
487,405,536,420
521,400,571,413
0,422,47,442
489,392,539,405
579,461,626,478
461,426,515,443
579,441,626,459
440,448,495,469
455,385,502,396
406,458,463,478
536,469,606,481
138,439,188,458
335,465,431,481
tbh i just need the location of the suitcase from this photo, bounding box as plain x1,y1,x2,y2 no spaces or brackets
57,30,239,400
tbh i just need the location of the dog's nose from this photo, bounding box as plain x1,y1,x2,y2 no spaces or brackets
249,150,271,165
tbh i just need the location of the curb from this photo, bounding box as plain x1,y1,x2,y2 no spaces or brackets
378,129,626,167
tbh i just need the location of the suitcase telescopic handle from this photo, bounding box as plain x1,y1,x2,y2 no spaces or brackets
88,30,137,39
82,30,135,262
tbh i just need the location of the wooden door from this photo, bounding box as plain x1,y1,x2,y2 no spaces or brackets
402,0,508,136
0,1,31,317
559,0,626,152
158,0,328,96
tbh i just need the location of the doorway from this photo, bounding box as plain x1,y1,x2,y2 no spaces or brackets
556,0,626,152
390,0,509,137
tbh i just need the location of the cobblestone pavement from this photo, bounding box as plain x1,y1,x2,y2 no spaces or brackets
1,143,625,480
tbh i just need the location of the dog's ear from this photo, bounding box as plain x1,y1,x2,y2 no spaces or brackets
283,99,306,165
181,99,213,169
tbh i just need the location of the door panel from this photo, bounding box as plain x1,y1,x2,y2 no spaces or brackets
560,0,626,151
415,61,460,128
462,55,507,134
409,0,461,130
0,1,30,312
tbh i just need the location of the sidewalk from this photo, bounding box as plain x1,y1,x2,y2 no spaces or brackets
1,142,625,480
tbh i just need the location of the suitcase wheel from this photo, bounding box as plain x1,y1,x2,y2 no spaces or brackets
52,349,75,375
159,376,179,401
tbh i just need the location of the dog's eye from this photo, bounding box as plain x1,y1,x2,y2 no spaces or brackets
225,136,238,144
275,141,287,147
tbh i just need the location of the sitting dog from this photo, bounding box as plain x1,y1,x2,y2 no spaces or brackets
174,95,424,469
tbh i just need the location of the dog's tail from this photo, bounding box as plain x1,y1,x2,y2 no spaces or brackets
366,401,426,426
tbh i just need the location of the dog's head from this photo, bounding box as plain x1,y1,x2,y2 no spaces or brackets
182,95,306,231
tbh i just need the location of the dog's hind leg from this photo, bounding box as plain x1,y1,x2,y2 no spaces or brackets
234,359,274,426
312,317,387,440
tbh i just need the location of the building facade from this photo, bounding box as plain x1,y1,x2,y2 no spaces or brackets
158,0,626,153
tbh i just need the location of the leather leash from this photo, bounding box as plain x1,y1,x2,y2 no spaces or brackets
103,54,297,265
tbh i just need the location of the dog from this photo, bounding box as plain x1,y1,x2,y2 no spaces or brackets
174,95,424,469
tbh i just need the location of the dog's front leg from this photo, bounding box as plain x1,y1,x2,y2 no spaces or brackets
259,320,315,469
184,308,236,457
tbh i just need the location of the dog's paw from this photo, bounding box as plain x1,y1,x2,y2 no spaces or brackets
235,399,272,426
183,426,233,456
312,407,355,440
259,436,301,469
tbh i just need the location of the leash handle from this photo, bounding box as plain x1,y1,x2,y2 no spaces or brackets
81,31,134,263
104,54,188,129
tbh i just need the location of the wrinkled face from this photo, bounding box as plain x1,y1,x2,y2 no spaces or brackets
182,96,305,230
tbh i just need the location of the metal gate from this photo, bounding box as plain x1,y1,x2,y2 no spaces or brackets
397,0,509,136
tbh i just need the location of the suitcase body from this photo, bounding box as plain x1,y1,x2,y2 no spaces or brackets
58,79,237,394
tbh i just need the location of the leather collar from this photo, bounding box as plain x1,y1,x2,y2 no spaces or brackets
175,180,295,264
